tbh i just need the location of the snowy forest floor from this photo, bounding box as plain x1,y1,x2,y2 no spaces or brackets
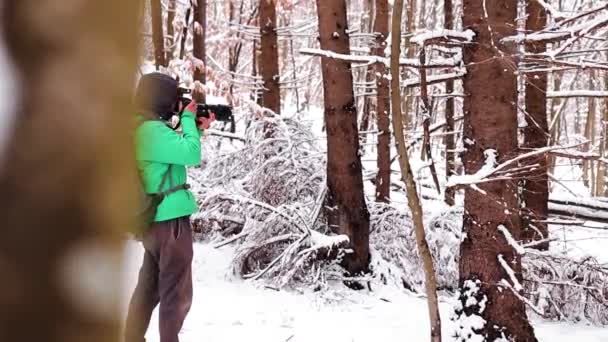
121,240,608,342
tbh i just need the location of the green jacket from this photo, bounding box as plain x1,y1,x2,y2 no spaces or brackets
135,110,201,222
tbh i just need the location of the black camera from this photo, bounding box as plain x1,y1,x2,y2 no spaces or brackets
177,87,233,122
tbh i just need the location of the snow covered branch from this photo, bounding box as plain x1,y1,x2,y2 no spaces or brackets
299,48,460,68
410,29,476,46
447,143,583,188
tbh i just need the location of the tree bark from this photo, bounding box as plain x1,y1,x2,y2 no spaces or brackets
150,0,167,67
444,0,456,206
391,1,442,341
522,0,549,249
193,0,207,83
166,0,176,62
260,0,281,114
374,0,391,203
459,0,537,340
315,0,370,275
0,1,140,342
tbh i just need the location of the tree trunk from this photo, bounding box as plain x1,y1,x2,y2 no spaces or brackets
444,0,456,206
522,0,549,249
459,0,537,340
548,71,562,177
315,0,370,275
547,0,564,180
193,0,207,83
360,0,375,149
150,0,166,67
166,0,176,62
252,38,260,103
585,75,597,195
179,7,191,60
375,0,391,203
260,0,281,114
0,1,140,342
391,1,442,341
600,73,608,196
402,0,417,130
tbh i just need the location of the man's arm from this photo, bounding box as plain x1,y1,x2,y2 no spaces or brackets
137,110,202,166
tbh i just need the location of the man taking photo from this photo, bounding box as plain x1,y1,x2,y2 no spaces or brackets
125,72,215,342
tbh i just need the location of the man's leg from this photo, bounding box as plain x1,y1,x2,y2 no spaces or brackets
157,217,194,342
124,248,160,342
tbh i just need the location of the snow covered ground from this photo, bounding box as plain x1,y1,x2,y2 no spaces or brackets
121,240,608,342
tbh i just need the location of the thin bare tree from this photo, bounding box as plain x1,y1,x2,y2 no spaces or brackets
444,0,456,206
391,0,442,341
374,0,391,202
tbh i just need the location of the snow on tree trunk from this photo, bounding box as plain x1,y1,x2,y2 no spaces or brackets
391,1,442,341
0,1,140,341
315,0,370,275
260,0,280,114
151,0,166,68
374,0,391,203
458,0,538,340
193,0,207,83
522,0,549,250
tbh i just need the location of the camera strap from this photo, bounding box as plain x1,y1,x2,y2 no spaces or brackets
156,165,190,198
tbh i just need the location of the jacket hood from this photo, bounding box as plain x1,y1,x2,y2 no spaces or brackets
135,72,178,120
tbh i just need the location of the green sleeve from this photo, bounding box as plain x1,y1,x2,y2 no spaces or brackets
137,110,202,166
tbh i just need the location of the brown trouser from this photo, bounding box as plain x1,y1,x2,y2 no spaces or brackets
125,216,193,342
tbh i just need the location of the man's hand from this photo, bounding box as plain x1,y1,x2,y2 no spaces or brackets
184,98,197,114
197,112,216,130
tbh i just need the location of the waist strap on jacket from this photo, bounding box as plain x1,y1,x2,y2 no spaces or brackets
159,183,190,197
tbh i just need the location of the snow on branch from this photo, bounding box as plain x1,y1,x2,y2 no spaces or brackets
402,70,466,88
410,29,476,46
548,90,608,98
498,255,524,292
498,225,525,255
549,199,608,224
499,279,547,316
533,0,566,20
503,5,608,46
299,48,460,68
447,143,584,188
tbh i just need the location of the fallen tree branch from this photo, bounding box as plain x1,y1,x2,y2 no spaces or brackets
206,129,247,141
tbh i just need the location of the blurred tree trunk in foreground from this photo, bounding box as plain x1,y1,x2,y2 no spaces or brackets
0,1,141,342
